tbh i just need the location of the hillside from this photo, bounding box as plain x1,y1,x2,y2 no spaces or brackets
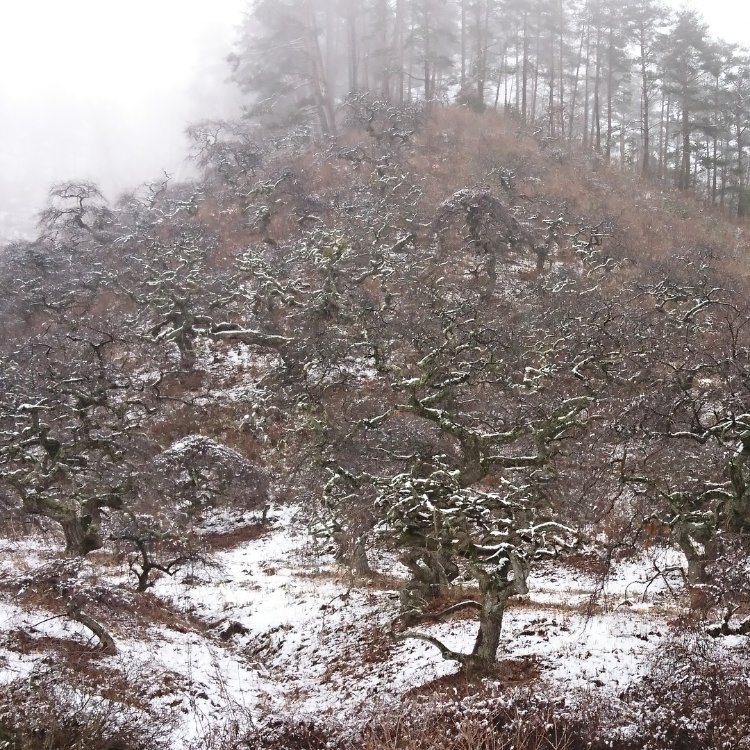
2,104,750,749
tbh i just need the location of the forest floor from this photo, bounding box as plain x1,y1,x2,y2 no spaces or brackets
0,505,739,748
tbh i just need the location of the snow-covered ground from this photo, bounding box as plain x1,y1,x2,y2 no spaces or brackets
0,508,722,746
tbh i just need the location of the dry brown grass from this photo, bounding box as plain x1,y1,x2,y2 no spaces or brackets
404,656,540,700
187,104,750,313
509,596,602,616
200,521,268,550
12,571,210,647
0,664,175,750
358,689,582,750
400,106,750,284
0,515,49,546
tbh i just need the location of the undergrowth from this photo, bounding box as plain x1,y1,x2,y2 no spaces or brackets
0,665,175,750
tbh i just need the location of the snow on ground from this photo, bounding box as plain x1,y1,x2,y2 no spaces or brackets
508,607,663,690
0,508,718,746
150,505,406,732
0,594,94,683
527,544,687,610
0,528,60,578
0,529,91,684
152,511,681,730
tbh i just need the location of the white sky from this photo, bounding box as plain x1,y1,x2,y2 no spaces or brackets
0,0,748,239
676,0,750,47
0,0,248,239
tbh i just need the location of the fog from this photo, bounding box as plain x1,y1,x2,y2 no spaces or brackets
680,0,750,46
0,0,248,241
0,0,748,242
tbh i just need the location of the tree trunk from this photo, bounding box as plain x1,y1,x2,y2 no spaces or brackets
548,26,555,137
347,7,358,93
303,0,337,136
460,0,467,90
423,7,432,101
395,0,405,103
558,0,565,140
673,523,710,586
605,26,614,163
737,122,746,216
471,593,505,668
582,13,591,149
593,17,602,153
640,35,650,176
570,14,586,144
662,96,671,181
351,536,372,576
67,603,117,655
712,133,718,203
680,103,690,190
371,0,391,99
521,11,529,124
61,515,103,556
475,0,489,111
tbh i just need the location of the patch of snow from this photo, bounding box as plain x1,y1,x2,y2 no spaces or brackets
0,507,735,748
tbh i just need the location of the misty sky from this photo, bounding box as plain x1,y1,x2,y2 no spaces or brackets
0,0,748,241
685,0,750,46
0,0,247,240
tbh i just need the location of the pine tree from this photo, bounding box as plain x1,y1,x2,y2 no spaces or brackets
230,0,338,134
661,11,711,190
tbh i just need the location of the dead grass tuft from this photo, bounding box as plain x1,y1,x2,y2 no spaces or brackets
0,664,175,750
200,521,269,550
405,656,540,700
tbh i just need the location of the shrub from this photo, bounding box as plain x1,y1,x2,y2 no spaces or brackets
359,691,590,750
624,633,750,750
0,665,174,750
